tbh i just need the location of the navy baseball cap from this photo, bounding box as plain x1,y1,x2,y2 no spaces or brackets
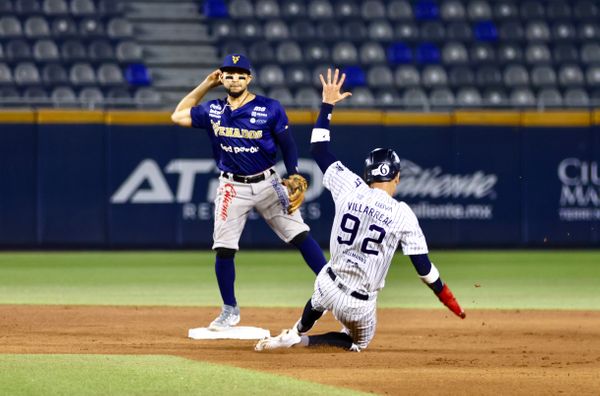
220,54,252,74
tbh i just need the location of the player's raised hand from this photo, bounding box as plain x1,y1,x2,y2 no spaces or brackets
320,68,352,105
203,69,223,89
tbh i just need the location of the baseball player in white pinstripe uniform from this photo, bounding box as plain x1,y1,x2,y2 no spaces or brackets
255,69,466,352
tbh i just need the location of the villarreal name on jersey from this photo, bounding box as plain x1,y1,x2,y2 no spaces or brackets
210,119,263,139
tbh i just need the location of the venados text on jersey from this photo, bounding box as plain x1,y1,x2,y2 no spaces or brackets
220,143,259,154
347,201,393,226
211,120,263,139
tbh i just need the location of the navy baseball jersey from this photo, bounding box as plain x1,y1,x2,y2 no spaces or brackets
190,95,288,175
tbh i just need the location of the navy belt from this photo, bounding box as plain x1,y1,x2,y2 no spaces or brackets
222,169,275,184
327,267,369,301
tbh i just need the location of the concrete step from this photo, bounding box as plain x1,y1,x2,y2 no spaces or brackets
152,66,219,89
134,22,211,43
126,1,203,21
144,44,219,66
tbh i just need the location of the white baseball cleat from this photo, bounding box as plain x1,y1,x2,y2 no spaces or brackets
255,328,301,351
208,304,240,331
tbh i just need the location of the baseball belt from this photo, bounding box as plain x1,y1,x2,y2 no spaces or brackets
221,168,275,184
327,267,371,301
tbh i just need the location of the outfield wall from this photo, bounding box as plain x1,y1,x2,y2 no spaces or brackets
1,109,599,248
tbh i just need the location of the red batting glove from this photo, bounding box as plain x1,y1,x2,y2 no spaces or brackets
436,284,466,319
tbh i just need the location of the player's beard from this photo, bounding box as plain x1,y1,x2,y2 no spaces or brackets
225,86,246,98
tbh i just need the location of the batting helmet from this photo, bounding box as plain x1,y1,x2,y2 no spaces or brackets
363,148,401,184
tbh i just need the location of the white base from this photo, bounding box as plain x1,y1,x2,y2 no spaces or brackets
188,326,270,340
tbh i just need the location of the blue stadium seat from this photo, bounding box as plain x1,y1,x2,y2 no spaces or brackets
414,0,440,21
416,43,440,64
387,42,412,65
124,63,151,86
203,0,228,18
474,21,498,42
341,65,366,87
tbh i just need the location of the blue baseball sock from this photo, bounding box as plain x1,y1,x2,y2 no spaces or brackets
296,234,326,275
215,257,236,307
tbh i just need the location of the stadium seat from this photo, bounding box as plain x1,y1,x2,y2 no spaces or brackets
88,40,115,62
537,88,563,108
335,0,360,19
394,23,419,42
51,16,78,38
220,40,246,58
267,87,294,106
578,22,600,41
14,0,41,15
476,65,503,87
315,20,341,41
470,43,495,64
429,87,455,108
290,20,316,40
238,20,263,41
0,63,14,86
420,21,445,42
375,88,401,107
97,0,125,15
255,0,280,19
281,0,306,19
447,22,472,41
203,0,228,17
402,87,428,108
573,0,598,20
115,41,143,63
69,62,96,85
229,0,254,19
474,21,498,42
525,44,551,65
0,87,20,103
41,63,68,85
449,65,475,87
416,43,440,64
456,87,482,106
510,88,535,107
553,44,579,65
546,1,571,20
493,1,518,20
482,88,508,106
249,41,275,63
586,66,600,87
520,1,544,19
0,44,4,62
97,63,124,85
395,65,420,87
366,65,394,88
414,0,440,21
551,22,577,41
440,0,466,21
0,17,23,38
361,0,386,20
525,21,550,42
134,87,161,107
499,21,524,41
43,0,69,15
6,40,32,62
304,42,330,64
564,88,589,107
387,0,413,21
78,86,105,105
311,64,330,86
368,20,394,42
258,64,285,87
51,86,77,105
23,87,49,103
342,20,367,42
276,41,303,64
359,42,386,64
24,17,50,38
531,65,557,87
497,44,523,64
211,20,236,39
124,63,151,86
348,87,375,107
285,65,311,87
33,39,59,62
581,44,600,65
107,18,133,39
341,65,366,87
105,87,131,104
14,62,41,86
332,42,358,64
468,1,492,20
442,42,468,64
422,65,448,88
308,0,334,19
79,18,105,38
558,65,584,87
294,86,320,107
70,0,96,16
264,20,289,41
504,64,529,87
61,40,87,62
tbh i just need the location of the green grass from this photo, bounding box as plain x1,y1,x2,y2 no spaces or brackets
0,250,599,309
0,354,368,396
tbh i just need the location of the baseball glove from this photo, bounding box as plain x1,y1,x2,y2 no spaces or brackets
282,174,308,214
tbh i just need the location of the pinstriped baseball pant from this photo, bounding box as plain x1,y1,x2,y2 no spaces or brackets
310,265,378,349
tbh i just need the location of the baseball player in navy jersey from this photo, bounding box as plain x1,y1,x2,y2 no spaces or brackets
171,54,326,330
255,69,465,352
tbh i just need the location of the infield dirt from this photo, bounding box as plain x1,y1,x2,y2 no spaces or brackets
1,306,599,395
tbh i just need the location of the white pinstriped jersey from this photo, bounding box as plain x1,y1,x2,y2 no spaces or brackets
323,161,429,294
